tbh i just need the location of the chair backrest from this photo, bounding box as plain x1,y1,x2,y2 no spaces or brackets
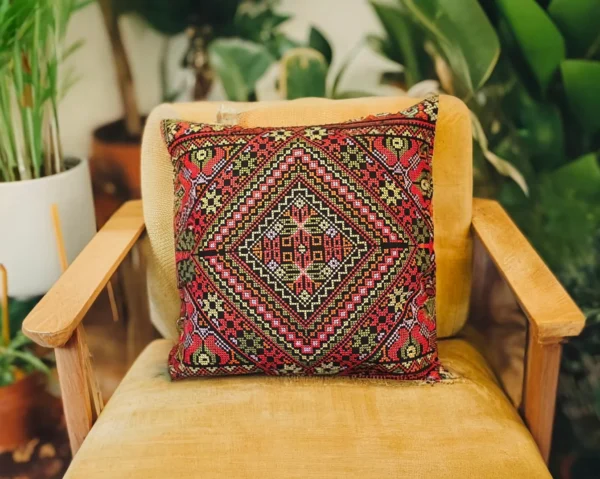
141,95,473,340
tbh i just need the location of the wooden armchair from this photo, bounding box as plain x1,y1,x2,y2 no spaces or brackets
23,96,584,478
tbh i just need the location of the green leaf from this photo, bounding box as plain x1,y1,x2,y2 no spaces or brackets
0,369,15,387
366,34,395,59
281,48,327,100
267,33,299,59
400,0,499,97
561,60,600,133
471,111,529,195
308,26,333,65
234,2,290,43
1,349,49,375
370,0,423,87
117,0,241,36
517,92,565,171
550,153,600,199
497,0,566,94
3,296,39,341
548,0,600,58
209,38,274,102
7,331,32,351
380,71,404,88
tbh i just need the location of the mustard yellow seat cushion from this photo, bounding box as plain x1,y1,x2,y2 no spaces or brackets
65,338,548,478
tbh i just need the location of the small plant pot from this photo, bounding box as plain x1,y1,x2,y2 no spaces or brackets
91,119,144,226
0,158,96,297
0,373,45,453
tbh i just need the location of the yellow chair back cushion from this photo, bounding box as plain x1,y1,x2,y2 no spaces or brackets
141,95,472,339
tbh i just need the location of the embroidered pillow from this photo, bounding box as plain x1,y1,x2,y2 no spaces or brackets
162,97,439,381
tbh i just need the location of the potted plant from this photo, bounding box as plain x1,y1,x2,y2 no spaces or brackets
0,0,95,298
92,0,300,224
0,265,51,452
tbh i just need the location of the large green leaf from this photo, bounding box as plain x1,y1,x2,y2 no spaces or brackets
281,48,327,100
209,39,274,101
561,60,600,133
536,153,600,269
550,152,600,199
500,154,600,273
399,0,499,97
234,2,290,44
116,0,241,36
548,0,600,58
308,26,332,65
497,0,565,94
369,0,423,87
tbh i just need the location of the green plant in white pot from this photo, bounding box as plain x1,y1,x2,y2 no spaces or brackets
0,0,95,297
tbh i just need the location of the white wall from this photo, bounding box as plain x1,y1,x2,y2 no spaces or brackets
59,0,398,158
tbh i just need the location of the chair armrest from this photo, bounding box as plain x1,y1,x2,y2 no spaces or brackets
472,198,585,342
22,200,146,348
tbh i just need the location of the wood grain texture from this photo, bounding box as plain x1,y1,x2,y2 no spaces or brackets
523,329,562,463
55,326,94,455
472,198,585,340
22,200,146,348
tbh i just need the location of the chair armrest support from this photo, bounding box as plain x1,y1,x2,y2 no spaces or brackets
472,198,585,463
22,200,146,348
472,198,585,342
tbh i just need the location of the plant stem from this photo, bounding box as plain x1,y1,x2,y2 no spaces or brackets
98,0,142,138
51,100,62,173
0,77,17,181
51,0,63,173
12,41,33,180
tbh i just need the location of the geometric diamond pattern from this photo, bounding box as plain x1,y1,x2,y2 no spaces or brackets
239,181,368,321
163,96,440,381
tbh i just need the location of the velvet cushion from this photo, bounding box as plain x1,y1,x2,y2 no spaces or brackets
162,98,440,380
141,95,472,341
64,338,549,479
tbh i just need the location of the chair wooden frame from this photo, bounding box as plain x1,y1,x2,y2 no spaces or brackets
22,198,585,464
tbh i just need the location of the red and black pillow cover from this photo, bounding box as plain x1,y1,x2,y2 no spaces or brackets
162,97,440,381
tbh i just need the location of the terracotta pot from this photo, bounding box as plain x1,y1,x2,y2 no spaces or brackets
90,119,143,227
0,373,45,453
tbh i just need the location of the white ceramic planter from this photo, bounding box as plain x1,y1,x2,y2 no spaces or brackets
0,158,96,297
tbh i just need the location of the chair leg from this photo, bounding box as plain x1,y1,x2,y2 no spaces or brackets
523,329,562,463
55,325,95,455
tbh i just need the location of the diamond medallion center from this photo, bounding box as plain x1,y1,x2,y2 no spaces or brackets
236,180,368,322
